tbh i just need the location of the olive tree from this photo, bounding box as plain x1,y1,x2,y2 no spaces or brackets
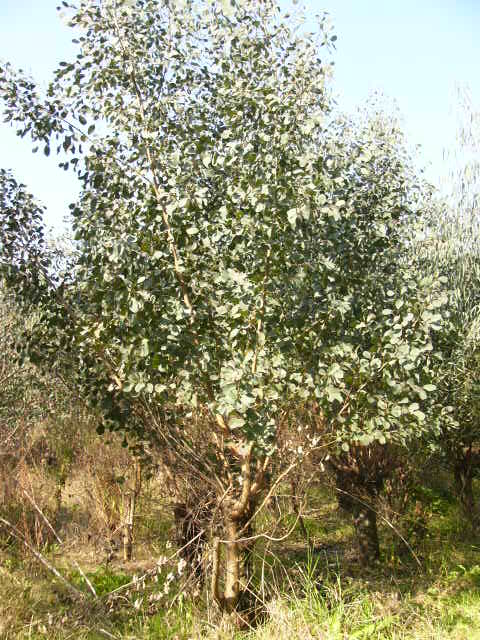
415,89,480,526
0,285,33,460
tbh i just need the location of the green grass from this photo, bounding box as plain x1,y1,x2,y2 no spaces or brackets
3,487,480,640
69,567,132,596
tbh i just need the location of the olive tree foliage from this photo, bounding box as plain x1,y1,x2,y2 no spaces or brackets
0,285,35,455
414,88,480,525
0,0,444,606
0,174,61,461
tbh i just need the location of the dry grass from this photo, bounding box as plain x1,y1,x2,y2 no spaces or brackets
2,479,480,640
2,407,480,640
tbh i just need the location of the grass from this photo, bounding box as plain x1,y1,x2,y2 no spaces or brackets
70,567,132,596
2,484,480,640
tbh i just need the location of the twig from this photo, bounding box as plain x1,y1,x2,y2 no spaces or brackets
97,629,120,640
0,516,85,601
335,488,422,567
22,490,98,598
102,527,207,600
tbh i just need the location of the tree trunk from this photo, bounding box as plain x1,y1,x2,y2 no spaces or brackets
213,509,253,627
351,503,380,564
123,460,141,562
335,469,380,565
223,517,242,614
454,455,479,527
211,440,266,626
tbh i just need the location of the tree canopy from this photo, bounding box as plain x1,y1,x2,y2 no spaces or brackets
0,0,455,614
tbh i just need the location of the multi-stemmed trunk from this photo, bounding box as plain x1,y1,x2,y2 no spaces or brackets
211,440,267,626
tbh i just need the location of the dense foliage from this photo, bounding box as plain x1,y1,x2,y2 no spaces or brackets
413,89,480,523
0,0,477,622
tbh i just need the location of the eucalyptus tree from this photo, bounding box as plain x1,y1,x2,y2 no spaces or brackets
1,0,340,615
0,2,449,615
296,105,447,563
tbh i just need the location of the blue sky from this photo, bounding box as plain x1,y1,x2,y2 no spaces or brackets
1,0,479,230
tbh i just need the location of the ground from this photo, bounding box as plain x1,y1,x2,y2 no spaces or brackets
2,480,480,640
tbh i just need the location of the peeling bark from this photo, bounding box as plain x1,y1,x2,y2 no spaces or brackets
212,441,267,626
